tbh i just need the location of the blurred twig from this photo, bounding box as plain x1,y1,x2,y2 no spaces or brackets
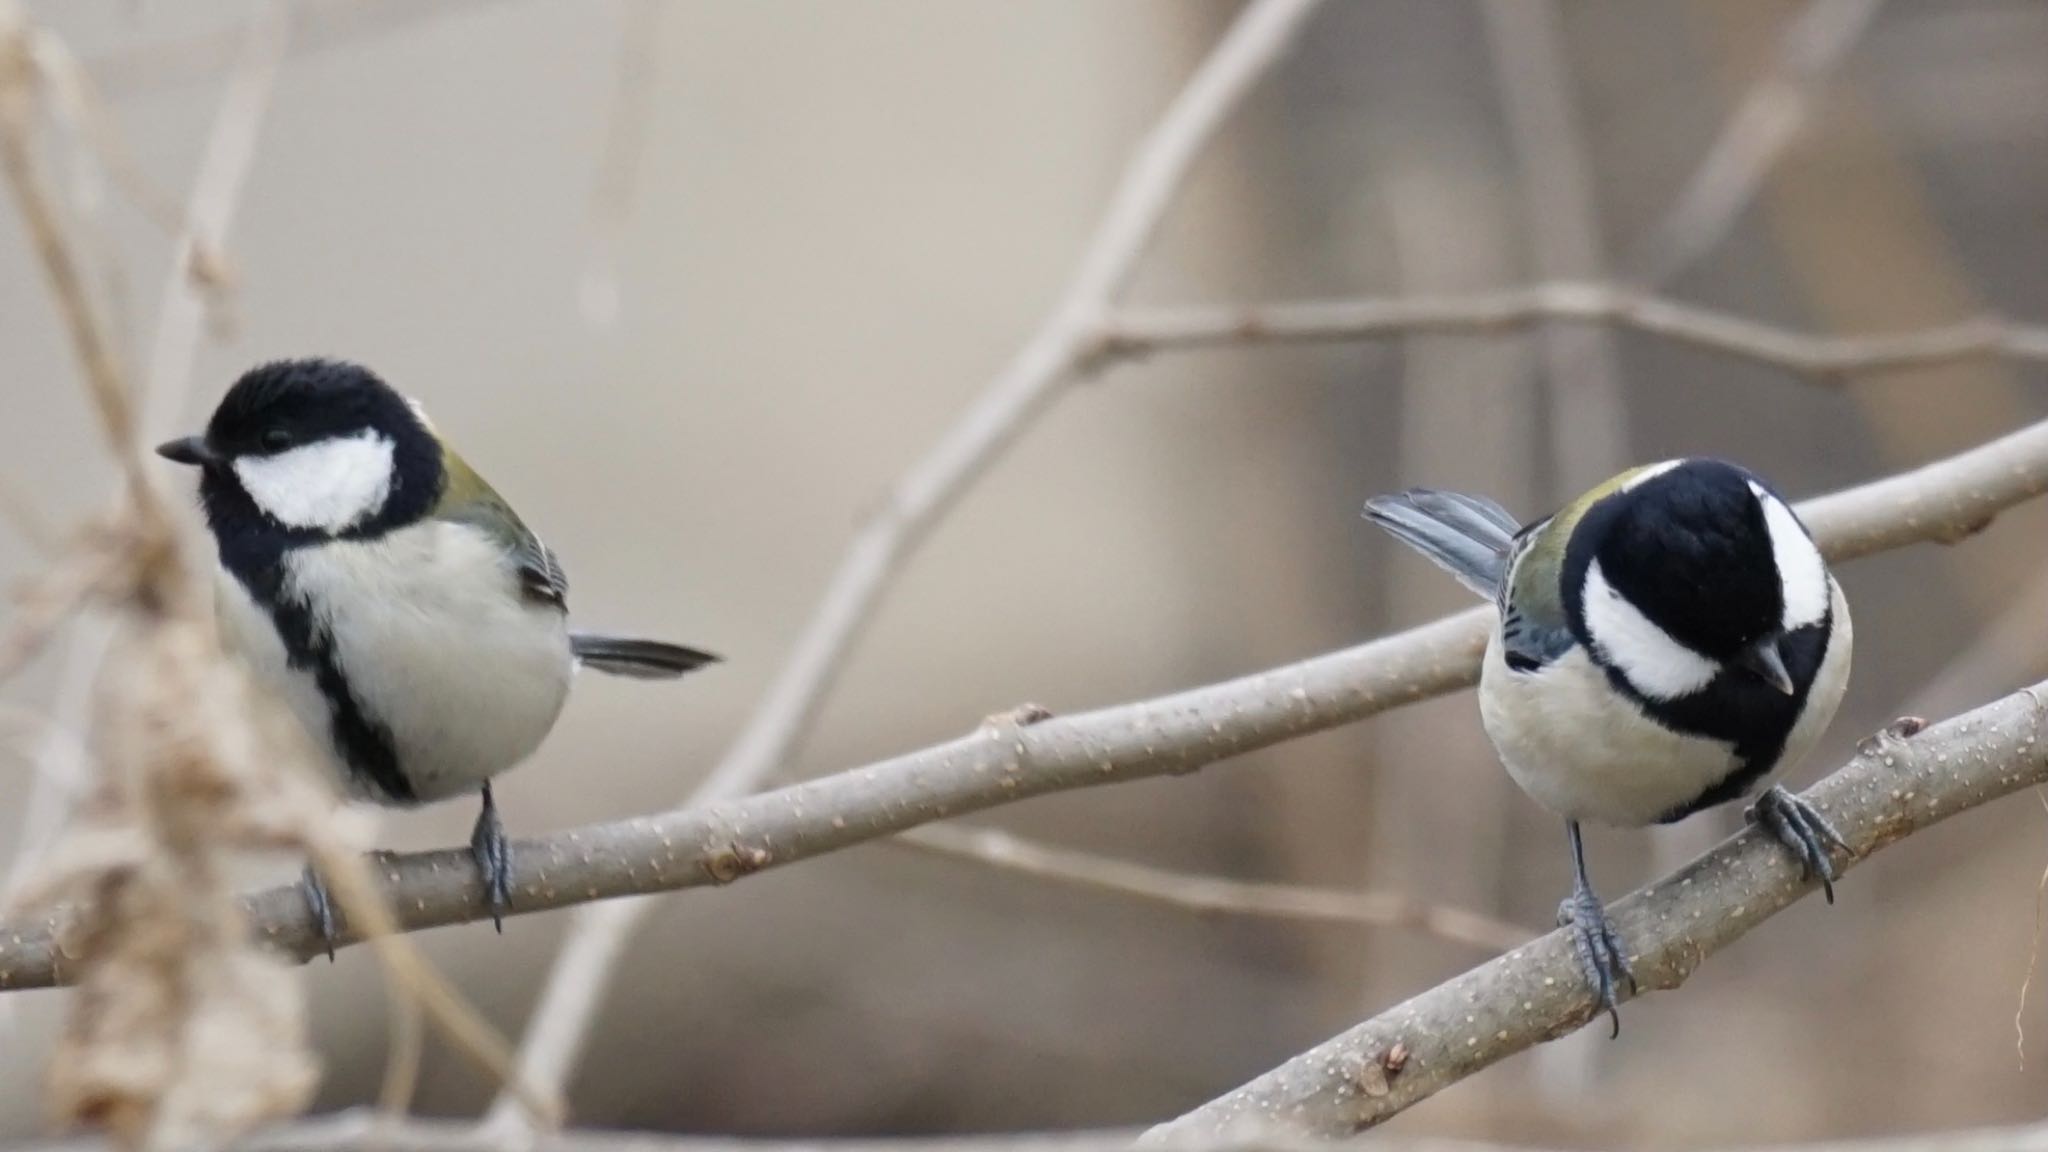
495,0,1330,1122
577,0,661,329
0,413,2040,986
1479,0,1628,495
85,0,509,97
892,824,1534,953
1629,0,1887,284
1102,285,2048,379
1146,684,2048,1139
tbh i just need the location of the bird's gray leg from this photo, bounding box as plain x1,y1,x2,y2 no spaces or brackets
1556,819,1634,1038
1747,785,1847,903
300,864,338,961
470,781,512,931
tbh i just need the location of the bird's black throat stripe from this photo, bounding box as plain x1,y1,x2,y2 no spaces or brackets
228,556,416,805
1644,610,1833,823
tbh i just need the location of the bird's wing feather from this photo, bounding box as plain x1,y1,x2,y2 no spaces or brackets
1500,523,1576,671
432,447,569,612
1363,488,1518,598
1499,463,1667,671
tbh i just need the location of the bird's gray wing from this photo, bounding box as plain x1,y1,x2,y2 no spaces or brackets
431,448,569,612
1363,488,1520,598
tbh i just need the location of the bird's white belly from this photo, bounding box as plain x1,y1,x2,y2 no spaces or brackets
218,521,573,804
1477,581,1851,827
1480,638,1737,827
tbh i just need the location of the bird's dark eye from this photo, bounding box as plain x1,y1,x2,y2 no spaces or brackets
261,429,293,452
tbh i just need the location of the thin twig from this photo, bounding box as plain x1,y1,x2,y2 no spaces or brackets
1479,0,1628,495
0,412,2041,988
85,0,509,97
1145,681,2048,1139
1101,283,2048,380
495,0,1329,1119
1628,0,1888,284
892,825,1532,953
577,0,662,329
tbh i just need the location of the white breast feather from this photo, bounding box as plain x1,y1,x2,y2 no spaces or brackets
242,520,573,803
1580,560,1718,701
234,432,396,532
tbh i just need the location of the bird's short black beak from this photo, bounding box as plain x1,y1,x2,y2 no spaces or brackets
1736,637,1797,695
155,435,218,468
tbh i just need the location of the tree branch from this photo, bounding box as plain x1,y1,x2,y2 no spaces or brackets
1146,684,2048,1139
1100,284,2048,380
18,1107,2048,1152
890,824,1533,953
0,414,2043,990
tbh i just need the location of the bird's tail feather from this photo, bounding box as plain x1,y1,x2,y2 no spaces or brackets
1362,488,1519,599
570,632,720,680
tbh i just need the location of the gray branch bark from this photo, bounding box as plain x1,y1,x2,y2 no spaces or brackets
1103,284,2048,379
1146,686,2048,1138
0,413,2043,989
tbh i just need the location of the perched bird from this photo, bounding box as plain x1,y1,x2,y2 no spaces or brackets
1365,459,1851,1033
157,358,718,946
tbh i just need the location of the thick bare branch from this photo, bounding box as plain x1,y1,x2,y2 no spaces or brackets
892,825,1533,953
23,1107,2048,1152
1147,686,2048,1139
501,0,1329,1114
1101,284,2048,379
0,415,2042,989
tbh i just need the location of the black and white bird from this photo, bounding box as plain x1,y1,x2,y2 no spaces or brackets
1365,459,1852,1033
157,358,718,945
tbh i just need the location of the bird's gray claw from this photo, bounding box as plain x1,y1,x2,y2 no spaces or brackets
300,864,338,961
1748,785,1846,903
1559,885,1633,1038
470,788,512,932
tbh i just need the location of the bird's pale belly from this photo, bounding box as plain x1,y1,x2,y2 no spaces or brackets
1479,637,1742,828
217,521,573,804
1476,581,1850,827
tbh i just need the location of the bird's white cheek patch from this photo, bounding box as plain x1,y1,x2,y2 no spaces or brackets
1582,560,1718,700
234,432,396,531
1753,486,1829,630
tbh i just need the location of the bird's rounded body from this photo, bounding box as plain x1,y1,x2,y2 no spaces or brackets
1479,578,1851,827
214,517,573,805
1365,458,1856,1030
157,357,719,936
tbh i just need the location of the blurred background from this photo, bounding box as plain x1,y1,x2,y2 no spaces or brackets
4,0,2048,1146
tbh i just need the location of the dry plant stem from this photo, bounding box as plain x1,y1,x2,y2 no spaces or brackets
8,0,285,927
0,411,2043,985
498,0,1328,1116
0,5,136,456
1103,284,2048,379
1144,685,2048,1139
891,825,1532,952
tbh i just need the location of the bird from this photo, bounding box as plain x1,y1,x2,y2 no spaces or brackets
157,357,719,949
1364,459,1852,1034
